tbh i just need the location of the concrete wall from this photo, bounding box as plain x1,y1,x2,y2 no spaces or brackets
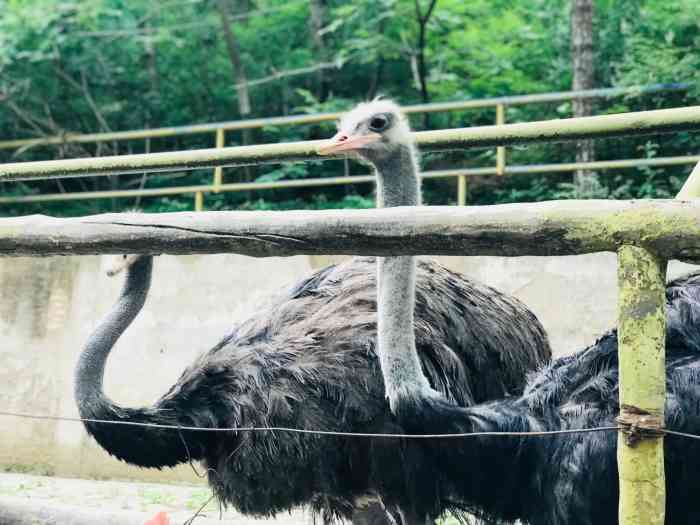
0,253,696,483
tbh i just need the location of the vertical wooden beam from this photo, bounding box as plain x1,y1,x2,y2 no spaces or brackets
194,191,204,212
676,159,700,199
457,175,467,205
496,104,506,175
213,129,225,193
617,245,667,525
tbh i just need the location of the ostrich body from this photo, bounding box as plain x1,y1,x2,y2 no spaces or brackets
358,106,700,522
75,101,550,522
373,271,700,524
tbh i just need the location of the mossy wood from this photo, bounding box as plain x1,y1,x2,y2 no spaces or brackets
1,200,700,259
616,246,667,525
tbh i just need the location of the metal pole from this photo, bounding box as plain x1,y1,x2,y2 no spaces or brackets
0,83,688,151
194,191,204,211
1,156,699,205
616,245,667,525
496,104,506,176
457,175,467,205
213,129,225,192
3,106,700,183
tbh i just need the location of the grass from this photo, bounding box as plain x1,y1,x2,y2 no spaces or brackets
138,487,178,507
185,488,219,512
1,463,55,476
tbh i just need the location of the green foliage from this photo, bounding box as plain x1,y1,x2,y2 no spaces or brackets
0,0,698,217
255,162,311,183
225,194,373,211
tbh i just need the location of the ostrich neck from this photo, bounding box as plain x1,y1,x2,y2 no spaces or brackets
74,255,206,467
374,145,421,208
374,144,432,411
75,257,152,412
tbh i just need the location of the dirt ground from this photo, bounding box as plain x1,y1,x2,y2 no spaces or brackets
0,473,310,525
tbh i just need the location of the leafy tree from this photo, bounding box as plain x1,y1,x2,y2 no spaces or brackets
0,0,697,217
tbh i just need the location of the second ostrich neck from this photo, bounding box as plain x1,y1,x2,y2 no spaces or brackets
374,143,432,410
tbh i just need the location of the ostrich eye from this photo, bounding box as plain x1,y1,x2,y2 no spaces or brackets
368,114,390,132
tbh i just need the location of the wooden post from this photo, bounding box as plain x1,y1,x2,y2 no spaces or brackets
457,175,467,205
496,104,506,175
213,129,225,192
617,245,667,525
676,159,700,199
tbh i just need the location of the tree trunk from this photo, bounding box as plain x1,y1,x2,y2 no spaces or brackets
136,5,160,208
215,0,253,182
309,0,330,102
415,25,430,107
571,0,597,196
367,18,386,100
414,0,437,129
142,4,160,114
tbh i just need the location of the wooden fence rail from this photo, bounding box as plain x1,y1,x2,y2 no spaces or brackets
1,199,699,261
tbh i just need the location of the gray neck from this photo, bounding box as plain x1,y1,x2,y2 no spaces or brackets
75,256,152,412
374,143,432,411
374,145,422,208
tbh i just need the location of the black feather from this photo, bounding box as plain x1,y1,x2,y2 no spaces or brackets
388,271,700,525
77,256,551,522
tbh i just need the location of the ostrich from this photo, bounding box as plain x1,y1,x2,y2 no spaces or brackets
370,270,700,524
354,115,700,521
75,101,551,524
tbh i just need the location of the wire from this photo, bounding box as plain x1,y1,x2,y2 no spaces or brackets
664,429,700,441
4,409,700,441
0,410,620,439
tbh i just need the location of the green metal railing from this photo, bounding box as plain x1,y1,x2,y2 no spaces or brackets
0,83,691,210
0,83,688,151
1,156,698,205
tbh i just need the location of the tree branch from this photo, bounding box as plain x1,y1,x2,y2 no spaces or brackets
234,61,341,90
53,67,112,133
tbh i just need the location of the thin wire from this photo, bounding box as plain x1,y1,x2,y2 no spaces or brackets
5,409,700,441
664,429,700,441
0,410,619,439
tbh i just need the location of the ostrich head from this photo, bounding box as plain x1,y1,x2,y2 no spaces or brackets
317,99,414,165
319,99,420,208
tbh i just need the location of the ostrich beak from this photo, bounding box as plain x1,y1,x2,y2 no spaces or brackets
317,131,382,155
